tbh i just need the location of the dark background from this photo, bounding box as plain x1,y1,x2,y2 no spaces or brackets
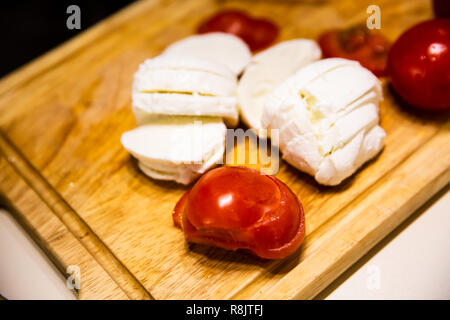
0,0,136,77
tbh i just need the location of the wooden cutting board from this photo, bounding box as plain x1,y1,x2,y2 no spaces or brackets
0,0,449,300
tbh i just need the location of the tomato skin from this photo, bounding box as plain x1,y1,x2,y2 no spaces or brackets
172,190,189,229
198,10,251,37
198,9,279,51
318,25,391,77
172,166,305,259
240,18,279,52
387,19,450,111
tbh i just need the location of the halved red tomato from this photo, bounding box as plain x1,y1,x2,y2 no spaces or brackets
173,166,305,259
198,9,279,51
198,10,251,38
318,25,391,76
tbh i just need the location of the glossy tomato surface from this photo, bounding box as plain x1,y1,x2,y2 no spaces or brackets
318,25,391,76
387,19,450,111
173,166,305,259
241,18,279,52
198,10,251,38
198,9,278,51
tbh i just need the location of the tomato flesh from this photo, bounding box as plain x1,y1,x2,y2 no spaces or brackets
318,25,391,77
198,9,279,52
172,166,305,259
387,19,450,111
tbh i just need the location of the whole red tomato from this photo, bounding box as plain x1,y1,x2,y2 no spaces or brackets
173,166,305,259
387,19,450,111
198,9,279,51
318,25,391,77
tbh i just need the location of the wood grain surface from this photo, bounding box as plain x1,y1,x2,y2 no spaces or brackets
0,149,129,300
0,0,448,299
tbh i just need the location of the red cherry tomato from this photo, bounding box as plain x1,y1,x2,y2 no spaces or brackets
198,9,279,51
318,25,391,76
387,19,450,111
198,10,252,38
240,18,279,52
173,166,305,259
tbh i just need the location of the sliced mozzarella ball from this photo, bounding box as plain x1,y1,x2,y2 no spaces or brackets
163,32,251,75
134,68,236,96
137,144,225,185
319,103,379,156
132,93,238,127
262,58,386,186
137,54,235,79
121,116,226,185
263,58,361,125
238,39,321,133
132,55,238,127
300,64,382,118
316,126,386,185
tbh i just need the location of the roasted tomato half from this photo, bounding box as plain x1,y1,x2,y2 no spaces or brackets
173,166,305,259
318,24,391,76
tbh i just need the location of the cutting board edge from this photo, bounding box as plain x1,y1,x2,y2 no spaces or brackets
0,0,447,300
0,131,153,300
0,152,129,299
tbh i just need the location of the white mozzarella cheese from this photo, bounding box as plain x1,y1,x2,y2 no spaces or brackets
134,68,236,96
301,64,382,117
262,58,386,186
319,103,379,156
132,92,238,126
163,32,251,75
132,55,239,127
121,116,226,185
237,39,321,133
137,143,225,185
263,58,361,126
137,54,235,79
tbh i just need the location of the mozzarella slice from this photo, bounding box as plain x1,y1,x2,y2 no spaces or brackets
121,116,226,185
238,39,321,133
132,93,238,126
136,54,235,79
132,55,239,126
262,58,386,186
163,32,251,75
134,69,236,96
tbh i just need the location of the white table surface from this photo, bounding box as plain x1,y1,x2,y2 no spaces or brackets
0,185,449,300
323,185,450,300
0,209,75,300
